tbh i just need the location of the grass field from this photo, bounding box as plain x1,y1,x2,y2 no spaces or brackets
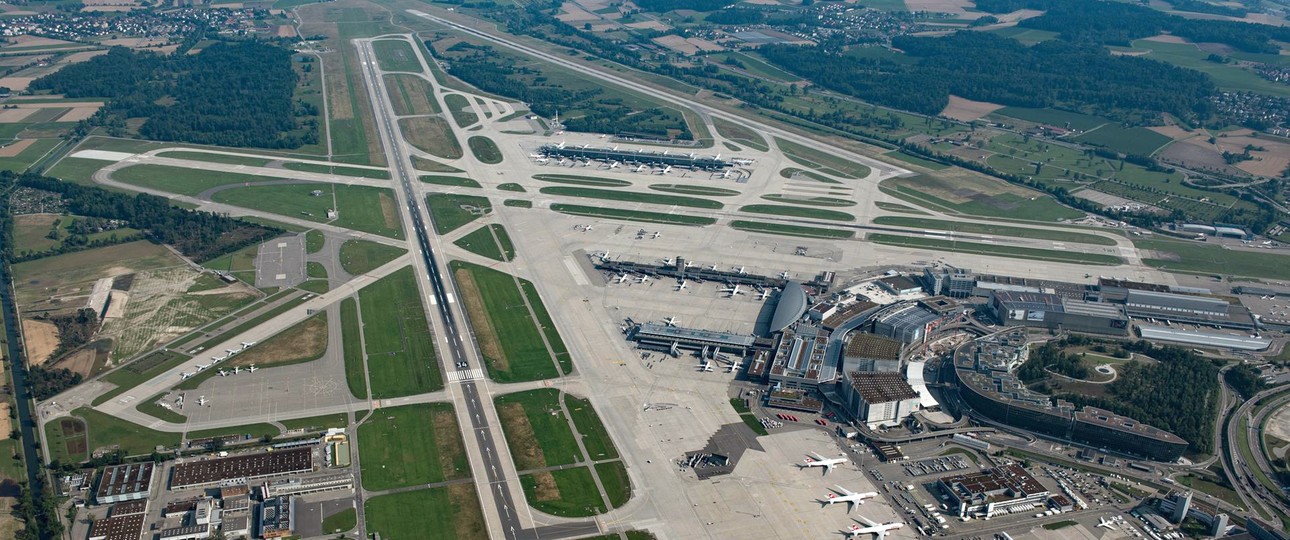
306,230,325,253
426,193,491,234
113,164,286,196
550,204,714,225
1130,39,1290,98
467,136,503,164
540,186,723,209
987,27,1060,45
495,389,582,468
1133,238,1290,279
46,156,108,186
187,422,280,442
11,214,142,254
730,398,769,436
775,137,871,178
384,74,441,116
565,394,618,461
373,40,423,73
158,151,273,167
412,155,463,173
505,199,533,208
451,261,568,382
884,150,948,170
453,224,514,262
212,183,405,239
760,194,856,207
358,267,443,398
993,107,1107,130
420,175,481,188
444,94,479,128
498,182,525,192
875,201,929,214
650,184,739,196
75,407,180,459
321,507,357,535
341,298,367,399
12,240,180,308
597,461,632,509
359,402,469,490
779,167,841,184
730,220,853,239
365,485,487,540
281,161,390,179
281,413,350,432
868,233,1122,265
339,239,405,275
1073,125,1173,156
872,216,1118,245
534,174,631,187
399,116,462,159
521,467,605,517
881,174,1084,221
712,117,769,151
739,204,854,221
136,393,187,423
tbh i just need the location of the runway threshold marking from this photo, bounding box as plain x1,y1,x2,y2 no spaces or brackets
446,368,485,382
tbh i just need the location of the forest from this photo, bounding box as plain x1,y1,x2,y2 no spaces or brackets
10,173,280,262
27,365,83,401
974,0,1290,53
29,42,316,148
759,32,1215,122
1017,340,1093,383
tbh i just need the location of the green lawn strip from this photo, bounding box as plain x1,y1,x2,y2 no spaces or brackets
541,186,722,209
308,262,328,278
1133,238,1290,280
426,193,491,234
519,280,573,375
187,423,281,442
649,184,739,196
298,280,330,294
1236,414,1282,497
135,393,186,423
451,261,563,382
92,350,191,406
778,167,841,184
874,201,928,215
412,155,463,173
868,233,1121,265
504,199,533,208
550,204,714,226
444,94,480,127
739,204,854,222
884,149,949,170
521,467,605,517
453,224,514,262
212,183,405,239
730,398,769,436
595,461,632,509
193,293,309,352
496,389,583,467
340,298,367,400
157,151,273,167
365,486,487,540
712,117,769,151
358,267,443,397
497,183,525,192
340,239,406,275
306,230,325,253
281,413,350,432
321,507,357,534
0,439,24,482
74,407,181,458
1176,474,1244,509
467,136,503,164
1043,521,1078,530
420,175,482,188
761,194,856,207
872,216,1117,245
177,312,329,391
113,164,287,196
281,161,391,179
564,395,619,461
775,137,870,178
533,174,631,187
359,402,467,490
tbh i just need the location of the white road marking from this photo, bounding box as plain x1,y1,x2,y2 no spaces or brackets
446,368,484,382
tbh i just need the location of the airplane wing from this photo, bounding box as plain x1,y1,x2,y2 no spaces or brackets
809,451,826,461
874,531,887,540
855,515,879,528
835,485,854,495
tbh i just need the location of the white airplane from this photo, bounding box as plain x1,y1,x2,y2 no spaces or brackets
684,260,697,269
720,284,745,297
218,369,229,377
779,271,790,279
247,365,258,373
638,275,651,284
708,263,719,270
180,372,192,380
656,165,672,174
633,164,647,173
652,231,661,239
727,357,742,373
212,356,223,362
1097,517,1119,530
719,170,732,180
661,257,676,266
664,316,679,326
535,157,549,164
846,515,904,540
232,366,241,375
557,140,567,149
614,274,630,284
240,342,255,349
698,359,714,372
823,485,879,513
675,280,688,291
528,153,544,159
801,452,847,475
195,363,209,372
755,289,772,301
608,161,620,169
715,153,721,160
734,266,746,274
225,349,238,355
197,396,207,407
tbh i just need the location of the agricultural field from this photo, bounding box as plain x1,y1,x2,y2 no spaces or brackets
549,204,714,225
1128,39,1290,98
384,74,441,116
452,224,515,262
467,136,502,164
339,239,405,275
357,267,443,398
540,186,723,209
867,233,1122,265
426,193,491,234
992,107,1107,131
871,216,1118,245
450,261,569,382
398,116,462,159
1073,125,1174,156
358,402,469,490
212,183,405,239
365,485,487,540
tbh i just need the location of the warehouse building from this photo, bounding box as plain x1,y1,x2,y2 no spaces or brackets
842,333,904,373
95,462,156,504
990,290,1130,336
88,512,146,540
170,446,314,489
938,464,1050,518
841,371,920,428
766,322,836,392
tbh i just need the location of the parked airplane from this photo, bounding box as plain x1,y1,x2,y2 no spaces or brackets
823,485,879,513
719,284,745,297
232,366,241,375
719,170,732,180
727,357,742,373
652,231,662,239
656,165,672,174
698,359,713,372
755,289,772,301
247,365,258,373
240,342,255,349
664,316,679,327
614,274,630,284
638,275,651,284
707,263,719,271
583,225,594,232
661,257,676,266
219,370,229,377
633,164,648,173
675,280,688,291
846,515,904,540
180,372,192,380
225,349,238,355
780,271,790,279
556,140,567,149
197,396,207,407
608,161,620,169
800,452,847,474
195,363,209,371
734,266,746,274
684,260,697,269
535,157,549,164
1097,517,1119,530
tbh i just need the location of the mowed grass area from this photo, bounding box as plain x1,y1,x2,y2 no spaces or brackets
359,402,469,490
12,240,180,308
372,39,423,73
992,107,1107,131
550,204,715,226
596,461,632,509
426,193,491,234
399,117,462,159
365,485,487,540
780,167,841,184
339,239,405,275
46,156,110,186
444,94,479,128
412,155,462,173
453,224,514,262
521,467,604,517
775,137,871,178
451,261,569,382
650,184,739,196
1133,238,1290,279
872,216,1118,245
467,136,502,164
495,389,583,469
75,407,180,459
713,117,769,151
281,161,391,179
384,74,441,116
113,164,287,196
1073,125,1173,156
420,174,481,188
358,267,443,398
321,507,357,535
739,204,854,221
565,394,618,461
884,149,948,170
761,194,856,207
868,233,1122,265
540,186,723,209
212,183,405,239
534,174,631,187
158,150,273,167
881,173,1085,221
730,220,853,239
341,298,367,399
875,201,928,214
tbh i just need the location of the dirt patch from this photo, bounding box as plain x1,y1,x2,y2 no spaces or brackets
447,483,486,539
497,402,546,470
453,268,506,372
0,109,36,123
1143,34,1190,44
529,471,562,502
0,403,10,440
21,319,60,366
1157,139,1246,175
57,107,100,122
940,95,1004,121
51,346,97,378
653,35,699,55
12,101,103,109
0,139,35,157
227,314,327,367
102,291,129,319
96,265,250,361
378,192,399,231
432,409,466,480
555,3,599,23
5,36,74,48
625,20,669,31
1266,405,1290,442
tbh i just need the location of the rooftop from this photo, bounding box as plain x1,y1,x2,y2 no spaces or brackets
88,513,145,540
1137,325,1269,351
108,499,147,517
634,323,756,347
844,333,903,361
1074,407,1187,444
846,371,918,404
941,464,1047,498
878,275,921,291
96,462,154,500
170,446,313,488
770,281,809,333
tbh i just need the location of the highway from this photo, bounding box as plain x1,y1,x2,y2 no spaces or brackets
1222,385,1290,523
354,39,600,540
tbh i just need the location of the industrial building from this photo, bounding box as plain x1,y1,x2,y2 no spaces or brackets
840,371,920,428
88,512,146,540
95,462,156,504
259,495,294,539
937,464,1051,518
1100,286,1257,331
264,473,354,498
990,291,1130,336
170,446,314,489
629,323,757,356
538,144,731,170
842,333,904,373
765,322,836,391
877,275,923,296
